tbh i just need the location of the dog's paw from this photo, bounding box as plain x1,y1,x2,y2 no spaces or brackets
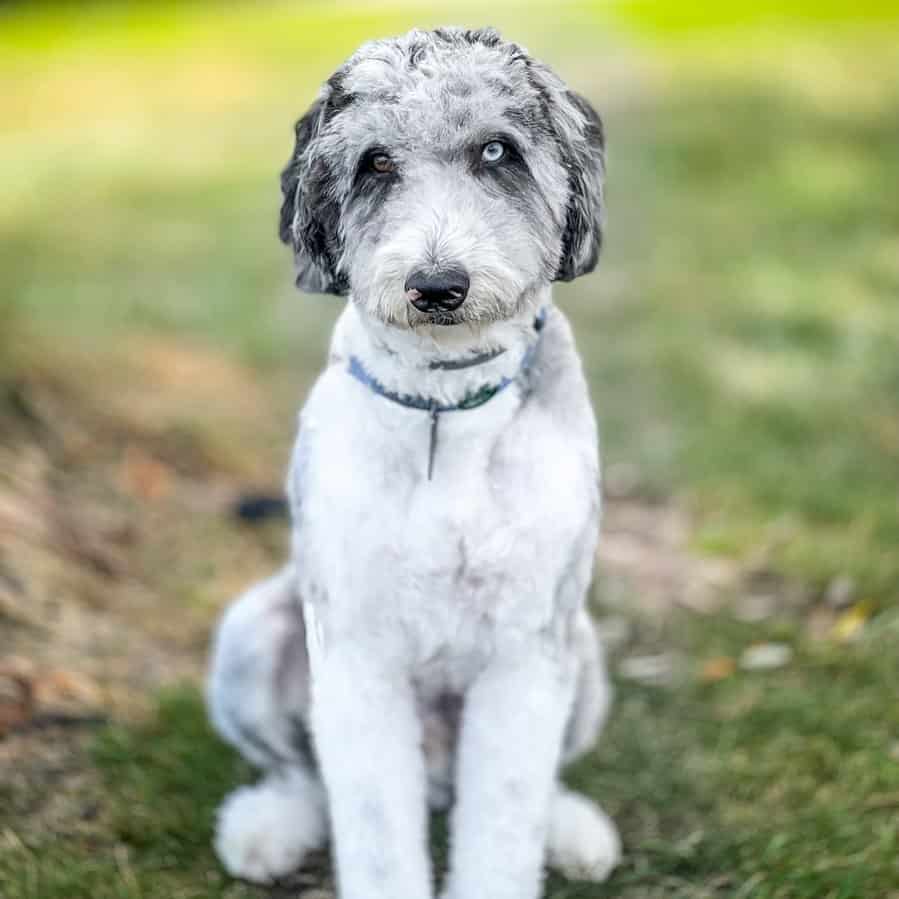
547,789,621,883
214,774,326,883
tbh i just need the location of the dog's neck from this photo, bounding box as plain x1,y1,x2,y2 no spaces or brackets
331,287,552,409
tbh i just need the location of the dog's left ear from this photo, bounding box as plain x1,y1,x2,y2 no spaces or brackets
279,90,349,295
552,91,606,282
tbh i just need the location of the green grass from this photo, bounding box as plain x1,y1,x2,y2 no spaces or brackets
0,690,258,899
2,2,899,897
2,608,897,899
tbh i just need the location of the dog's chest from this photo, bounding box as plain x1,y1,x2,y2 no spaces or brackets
292,332,598,677
299,391,574,626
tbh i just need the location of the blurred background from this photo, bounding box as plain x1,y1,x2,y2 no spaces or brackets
1,2,898,897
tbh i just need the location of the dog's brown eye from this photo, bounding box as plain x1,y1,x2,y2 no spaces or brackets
370,153,396,174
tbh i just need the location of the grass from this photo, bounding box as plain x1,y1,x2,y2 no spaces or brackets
1,2,899,897
592,43,899,600
0,690,266,899
3,610,897,899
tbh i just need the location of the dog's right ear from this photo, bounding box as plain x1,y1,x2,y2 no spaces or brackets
552,90,605,283
279,92,348,295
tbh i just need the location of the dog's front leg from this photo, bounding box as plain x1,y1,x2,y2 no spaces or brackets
443,649,574,899
310,642,433,899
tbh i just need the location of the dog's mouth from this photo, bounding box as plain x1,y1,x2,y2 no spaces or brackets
403,307,469,329
421,312,464,327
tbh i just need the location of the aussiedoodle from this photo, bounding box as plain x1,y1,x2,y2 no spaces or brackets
207,25,618,899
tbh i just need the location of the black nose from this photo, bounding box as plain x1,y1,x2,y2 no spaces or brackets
404,268,470,314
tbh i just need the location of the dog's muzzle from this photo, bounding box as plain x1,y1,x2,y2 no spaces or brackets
404,268,470,314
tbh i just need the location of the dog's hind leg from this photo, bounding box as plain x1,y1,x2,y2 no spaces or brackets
546,609,621,883
547,785,621,883
207,567,327,883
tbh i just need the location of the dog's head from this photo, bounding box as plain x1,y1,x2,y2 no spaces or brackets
279,27,604,329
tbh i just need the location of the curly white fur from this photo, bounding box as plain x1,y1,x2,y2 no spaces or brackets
215,769,326,883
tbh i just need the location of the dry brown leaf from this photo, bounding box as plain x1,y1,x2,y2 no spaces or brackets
119,445,173,501
34,669,102,707
700,656,736,682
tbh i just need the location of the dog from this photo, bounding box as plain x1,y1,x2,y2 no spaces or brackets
207,26,619,899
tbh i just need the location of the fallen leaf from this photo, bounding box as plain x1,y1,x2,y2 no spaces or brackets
830,600,872,643
619,653,682,686
119,445,173,501
700,656,736,682
740,643,793,672
34,669,102,708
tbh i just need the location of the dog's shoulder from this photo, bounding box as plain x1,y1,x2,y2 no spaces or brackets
525,307,599,449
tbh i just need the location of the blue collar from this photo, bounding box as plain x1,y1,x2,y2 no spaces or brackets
347,308,547,478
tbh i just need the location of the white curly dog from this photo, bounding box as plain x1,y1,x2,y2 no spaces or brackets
208,26,620,899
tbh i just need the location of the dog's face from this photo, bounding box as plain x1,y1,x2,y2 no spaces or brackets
279,27,605,329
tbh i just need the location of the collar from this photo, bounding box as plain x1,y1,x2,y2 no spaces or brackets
347,307,547,478
347,307,547,415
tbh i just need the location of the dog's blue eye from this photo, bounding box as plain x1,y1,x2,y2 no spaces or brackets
481,141,506,164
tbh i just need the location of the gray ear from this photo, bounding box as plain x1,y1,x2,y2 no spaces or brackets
279,92,349,295
553,91,606,282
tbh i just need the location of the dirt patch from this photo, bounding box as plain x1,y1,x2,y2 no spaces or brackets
598,496,739,617
1,342,292,749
